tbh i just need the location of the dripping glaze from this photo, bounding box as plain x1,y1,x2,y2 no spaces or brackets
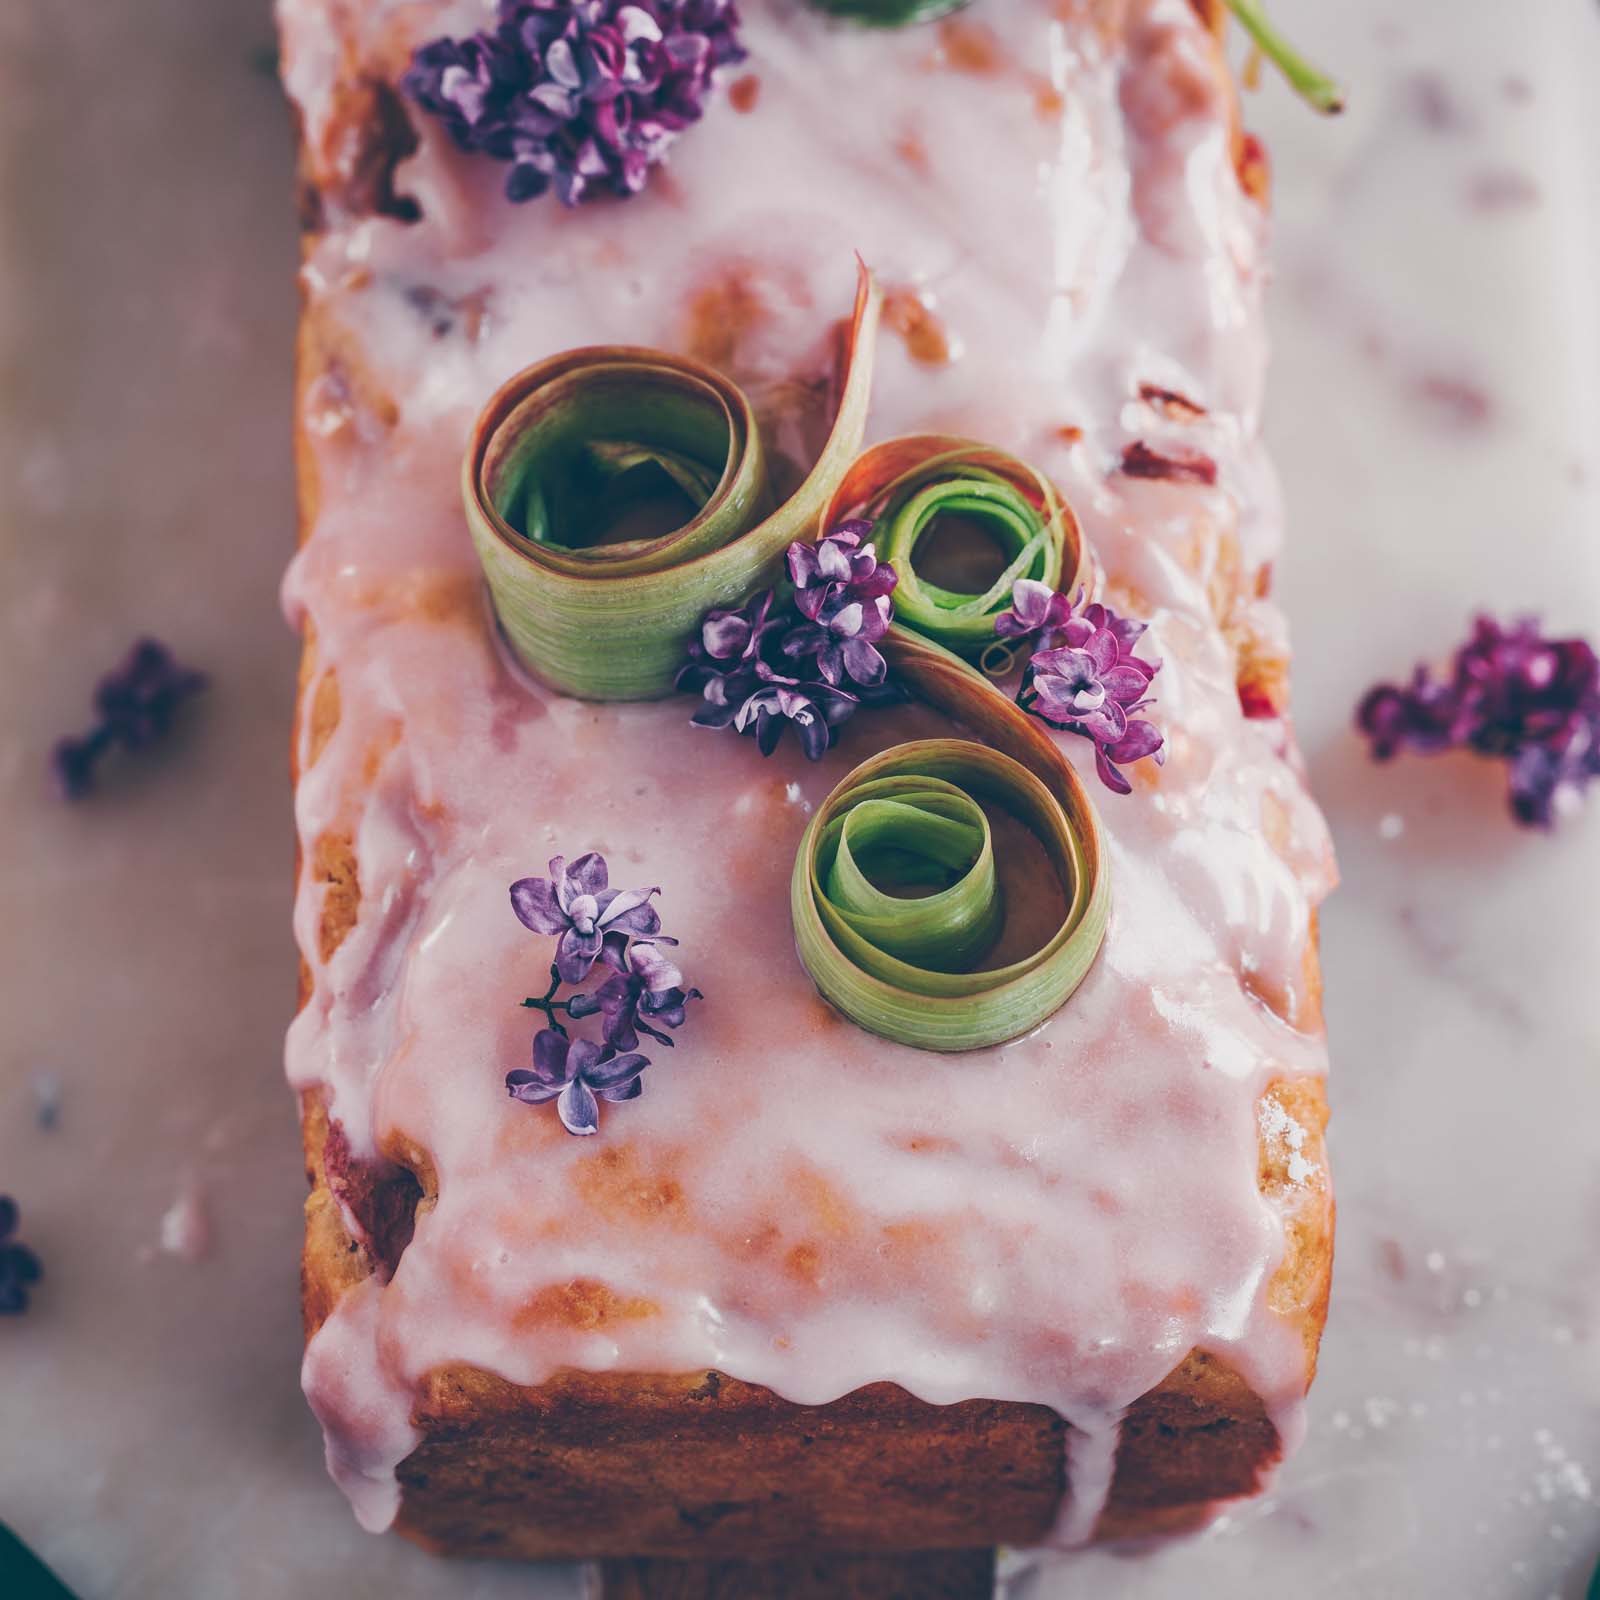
278,0,1335,1544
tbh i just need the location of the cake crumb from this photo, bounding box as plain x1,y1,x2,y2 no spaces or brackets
159,1178,214,1264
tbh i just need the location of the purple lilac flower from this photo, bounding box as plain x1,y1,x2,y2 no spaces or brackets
787,521,896,622
1357,615,1600,828
511,852,662,983
995,577,1076,641
1009,583,1166,795
738,678,860,760
52,638,208,801
506,1029,650,1136
676,524,901,761
0,1196,42,1316
568,939,702,1049
402,0,746,208
782,521,896,689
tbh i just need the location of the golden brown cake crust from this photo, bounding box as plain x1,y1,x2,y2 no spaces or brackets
286,0,1332,1566
293,618,1330,1562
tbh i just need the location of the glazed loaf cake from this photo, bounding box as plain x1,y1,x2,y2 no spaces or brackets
280,0,1335,1582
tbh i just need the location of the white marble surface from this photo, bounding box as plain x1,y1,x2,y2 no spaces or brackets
0,2,1596,1597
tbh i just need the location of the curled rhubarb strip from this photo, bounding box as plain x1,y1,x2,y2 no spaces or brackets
791,729,1109,1053
819,435,1089,666
463,265,882,701
805,0,966,26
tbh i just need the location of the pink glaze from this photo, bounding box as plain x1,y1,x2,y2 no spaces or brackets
277,0,1335,1545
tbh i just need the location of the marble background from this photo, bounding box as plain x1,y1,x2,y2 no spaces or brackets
0,1,1595,1596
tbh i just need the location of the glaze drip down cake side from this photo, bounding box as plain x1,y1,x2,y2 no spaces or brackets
277,0,1336,1578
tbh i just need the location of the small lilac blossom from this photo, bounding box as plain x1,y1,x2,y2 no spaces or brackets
0,1195,42,1316
52,638,207,800
736,678,858,761
569,939,702,1049
1357,614,1600,828
403,0,746,208
995,578,1076,641
779,596,891,690
506,1029,649,1136
677,523,901,760
675,588,783,717
786,520,896,622
1009,583,1165,795
780,526,894,690
510,852,661,983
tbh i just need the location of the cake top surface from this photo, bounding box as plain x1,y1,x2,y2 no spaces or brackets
279,0,1335,1537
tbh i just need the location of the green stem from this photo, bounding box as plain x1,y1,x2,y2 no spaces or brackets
520,965,571,1038
1226,0,1345,115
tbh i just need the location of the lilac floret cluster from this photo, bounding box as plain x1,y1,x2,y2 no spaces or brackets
1357,614,1600,828
1000,579,1166,795
0,1195,42,1316
51,638,207,801
676,521,900,761
402,0,745,207
506,852,699,1134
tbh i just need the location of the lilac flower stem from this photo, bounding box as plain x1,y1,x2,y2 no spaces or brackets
520,964,572,1039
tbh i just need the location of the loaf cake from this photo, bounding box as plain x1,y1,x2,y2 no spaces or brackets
279,0,1336,1581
